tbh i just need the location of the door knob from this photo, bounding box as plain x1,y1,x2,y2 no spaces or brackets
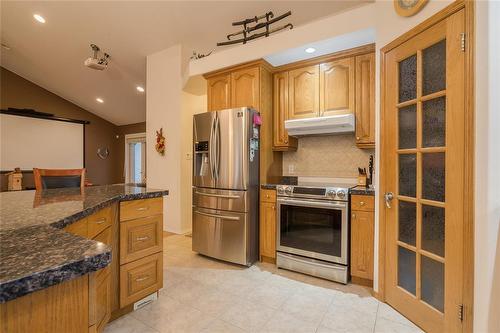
384,192,394,208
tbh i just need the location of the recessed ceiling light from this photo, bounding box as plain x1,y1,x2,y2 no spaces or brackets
136,86,145,93
305,47,316,54
96,98,104,103
33,14,46,23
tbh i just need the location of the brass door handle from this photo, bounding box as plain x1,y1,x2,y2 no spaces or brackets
384,192,394,208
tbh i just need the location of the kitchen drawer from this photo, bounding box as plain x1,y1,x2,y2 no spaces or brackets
260,189,276,203
88,206,112,239
351,195,374,212
120,198,163,222
120,215,163,264
120,253,162,307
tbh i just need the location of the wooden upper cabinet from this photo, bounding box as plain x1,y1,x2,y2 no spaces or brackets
355,53,375,147
231,67,260,108
320,58,355,117
273,72,297,151
288,65,319,120
207,73,231,111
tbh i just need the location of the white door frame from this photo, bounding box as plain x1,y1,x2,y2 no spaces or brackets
124,132,146,183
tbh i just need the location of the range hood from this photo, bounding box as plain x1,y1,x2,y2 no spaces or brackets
285,113,355,136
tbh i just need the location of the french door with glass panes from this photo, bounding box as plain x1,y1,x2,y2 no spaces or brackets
383,9,465,333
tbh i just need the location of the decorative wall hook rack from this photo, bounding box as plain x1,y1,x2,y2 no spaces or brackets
216,11,293,47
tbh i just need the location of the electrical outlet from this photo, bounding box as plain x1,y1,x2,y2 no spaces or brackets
186,152,192,160
288,164,295,174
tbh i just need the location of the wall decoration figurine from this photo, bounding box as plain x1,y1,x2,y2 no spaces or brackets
155,128,165,155
394,0,428,17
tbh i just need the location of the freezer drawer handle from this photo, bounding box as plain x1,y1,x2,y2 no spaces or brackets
194,191,240,199
194,210,240,221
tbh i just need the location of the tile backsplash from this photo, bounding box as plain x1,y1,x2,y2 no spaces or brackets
283,134,374,178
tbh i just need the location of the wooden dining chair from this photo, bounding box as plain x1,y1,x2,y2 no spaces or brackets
33,168,86,191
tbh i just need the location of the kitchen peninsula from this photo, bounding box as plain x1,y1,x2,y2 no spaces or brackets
0,184,168,333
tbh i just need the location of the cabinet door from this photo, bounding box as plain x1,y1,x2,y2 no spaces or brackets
273,72,297,150
89,268,111,333
231,67,260,108
207,73,231,111
350,210,374,280
355,53,375,147
259,201,276,259
288,65,319,119
320,58,355,117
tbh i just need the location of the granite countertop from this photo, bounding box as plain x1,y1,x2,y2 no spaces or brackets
0,184,168,303
350,185,375,196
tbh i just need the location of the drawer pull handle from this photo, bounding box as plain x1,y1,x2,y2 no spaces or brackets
95,218,106,224
352,214,356,219
360,201,365,206
135,276,150,282
136,207,149,211
136,236,150,241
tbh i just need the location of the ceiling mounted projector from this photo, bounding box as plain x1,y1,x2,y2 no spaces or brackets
84,44,110,70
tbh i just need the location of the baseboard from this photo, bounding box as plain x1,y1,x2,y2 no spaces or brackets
260,255,276,264
351,276,373,288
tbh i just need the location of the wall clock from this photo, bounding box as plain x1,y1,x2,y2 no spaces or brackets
394,0,428,17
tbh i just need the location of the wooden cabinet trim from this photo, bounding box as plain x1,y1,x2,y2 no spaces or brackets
273,44,375,72
203,59,273,78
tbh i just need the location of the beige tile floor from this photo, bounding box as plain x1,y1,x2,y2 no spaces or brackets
104,234,423,333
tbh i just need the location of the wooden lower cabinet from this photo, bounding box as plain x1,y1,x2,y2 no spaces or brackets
350,195,375,285
0,275,89,333
89,267,111,333
120,253,163,307
260,189,277,262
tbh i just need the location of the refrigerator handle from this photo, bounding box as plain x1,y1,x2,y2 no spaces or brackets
215,115,221,180
209,115,215,180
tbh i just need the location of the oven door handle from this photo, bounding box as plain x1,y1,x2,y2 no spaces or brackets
277,198,347,209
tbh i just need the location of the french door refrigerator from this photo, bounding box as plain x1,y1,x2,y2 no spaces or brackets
192,107,260,266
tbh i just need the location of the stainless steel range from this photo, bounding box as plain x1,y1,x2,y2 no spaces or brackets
276,182,354,284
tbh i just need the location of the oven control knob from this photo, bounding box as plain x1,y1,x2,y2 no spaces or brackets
277,187,285,195
284,186,293,195
336,190,346,199
327,190,336,198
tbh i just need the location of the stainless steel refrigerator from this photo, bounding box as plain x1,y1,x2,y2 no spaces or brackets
192,107,260,266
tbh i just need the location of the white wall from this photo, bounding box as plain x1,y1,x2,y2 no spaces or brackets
180,76,207,234
146,45,183,232
474,1,500,332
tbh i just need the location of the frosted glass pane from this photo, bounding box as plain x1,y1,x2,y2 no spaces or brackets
399,104,417,149
399,55,417,103
399,201,416,246
399,154,417,198
421,256,445,312
398,246,416,295
422,153,445,202
423,97,446,148
423,40,446,96
422,205,445,257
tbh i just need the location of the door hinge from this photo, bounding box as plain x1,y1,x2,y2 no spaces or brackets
461,32,466,52
458,304,464,321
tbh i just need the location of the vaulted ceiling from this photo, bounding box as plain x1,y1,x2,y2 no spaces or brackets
1,1,370,125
